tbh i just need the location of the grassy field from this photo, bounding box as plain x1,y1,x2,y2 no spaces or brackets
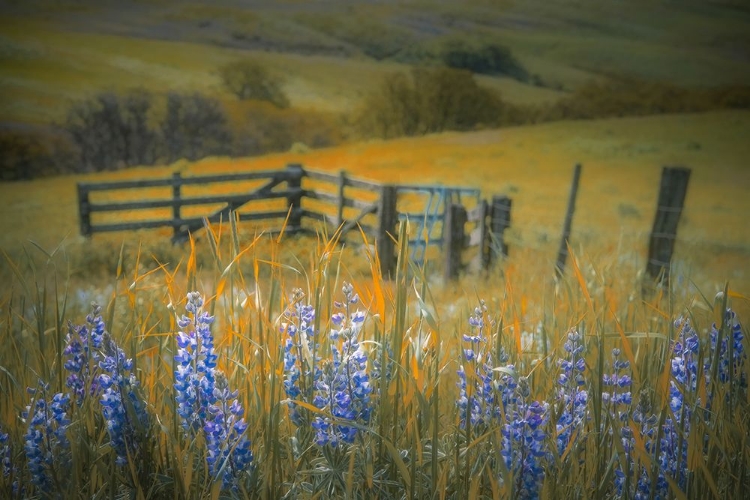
3,109,748,292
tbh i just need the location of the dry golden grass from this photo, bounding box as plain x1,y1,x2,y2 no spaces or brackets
2,109,748,296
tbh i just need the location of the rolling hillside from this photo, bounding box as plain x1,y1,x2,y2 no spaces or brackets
1,0,749,124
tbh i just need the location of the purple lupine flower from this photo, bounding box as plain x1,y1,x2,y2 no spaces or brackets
706,309,746,389
204,372,254,491
0,428,9,478
281,288,321,427
62,306,105,403
501,376,548,500
555,329,588,456
311,282,373,447
1,425,20,496
174,291,218,434
174,292,253,490
97,331,150,467
23,382,71,494
456,301,513,432
603,348,638,497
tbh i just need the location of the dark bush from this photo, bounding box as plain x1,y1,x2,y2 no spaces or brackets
65,89,157,172
0,126,79,181
438,38,529,81
218,59,289,108
161,92,233,162
357,67,505,139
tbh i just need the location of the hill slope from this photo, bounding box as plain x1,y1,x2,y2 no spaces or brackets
1,0,749,124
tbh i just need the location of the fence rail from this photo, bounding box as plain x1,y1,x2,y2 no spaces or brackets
76,164,509,278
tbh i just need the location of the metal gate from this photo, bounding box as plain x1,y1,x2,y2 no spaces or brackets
397,185,481,266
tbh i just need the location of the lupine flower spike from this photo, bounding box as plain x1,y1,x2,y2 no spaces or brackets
174,291,253,490
311,282,373,447
23,382,71,495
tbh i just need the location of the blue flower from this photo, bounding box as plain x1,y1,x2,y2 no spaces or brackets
97,331,150,467
1,425,20,496
174,291,218,434
281,289,321,427
204,372,254,491
456,301,514,432
62,306,105,403
310,283,373,447
23,383,71,494
500,377,548,500
556,329,588,456
174,292,253,491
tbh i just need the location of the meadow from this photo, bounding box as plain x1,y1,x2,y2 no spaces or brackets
1,108,749,498
2,0,750,498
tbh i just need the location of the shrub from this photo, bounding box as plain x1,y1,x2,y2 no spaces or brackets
161,92,233,162
232,102,343,156
218,58,290,108
65,89,158,172
0,125,79,181
357,66,506,138
438,37,529,81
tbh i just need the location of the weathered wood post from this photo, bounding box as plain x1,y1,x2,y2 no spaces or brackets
555,163,582,275
644,166,691,291
285,163,305,233
476,199,490,270
172,171,182,240
489,195,512,265
77,183,91,236
377,185,398,278
336,169,346,227
444,202,467,280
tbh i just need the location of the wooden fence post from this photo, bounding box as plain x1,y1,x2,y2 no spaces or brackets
476,199,490,270
377,185,398,278
77,183,91,236
336,169,346,227
555,163,582,275
286,163,305,232
172,172,182,240
644,166,691,291
444,202,467,281
489,195,511,265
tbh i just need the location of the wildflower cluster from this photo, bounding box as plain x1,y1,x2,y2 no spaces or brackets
174,291,253,490
501,377,549,500
0,427,10,478
311,282,373,447
204,372,254,490
98,331,150,466
281,289,320,427
282,283,375,448
1,425,20,497
23,383,71,493
456,301,512,431
707,309,746,389
610,309,746,499
22,306,147,493
62,309,105,403
555,329,588,456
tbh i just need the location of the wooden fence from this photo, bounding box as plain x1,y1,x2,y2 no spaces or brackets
76,164,511,279
76,162,692,284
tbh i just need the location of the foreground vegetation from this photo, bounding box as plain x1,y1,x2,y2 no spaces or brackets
0,221,747,498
